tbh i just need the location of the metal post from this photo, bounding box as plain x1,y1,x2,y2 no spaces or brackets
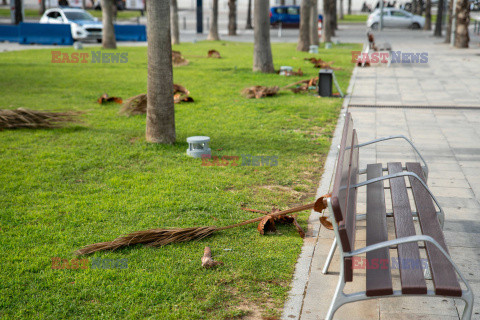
278,22,282,37
380,0,384,30
183,16,187,30
196,0,203,34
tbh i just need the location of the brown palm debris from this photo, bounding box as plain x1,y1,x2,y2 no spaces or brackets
207,50,221,58
97,93,122,104
120,84,193,116
241,86,279,99
304,57,342,70
248,206,306,238
172,50,189,66
201,247,223,268
282,77,319,94
0,108,83,130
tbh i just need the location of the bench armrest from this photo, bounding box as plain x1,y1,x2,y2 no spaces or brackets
353,135,429,179
344,235,472,293
351,171,444,227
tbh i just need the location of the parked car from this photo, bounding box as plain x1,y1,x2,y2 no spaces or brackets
367,8,424,29
270,6,322,27
40,7,103,42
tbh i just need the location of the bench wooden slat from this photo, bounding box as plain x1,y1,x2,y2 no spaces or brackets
388,162,427,294
366,163,393,296
331,113,354,223
339,130,359,282
406,162,462,297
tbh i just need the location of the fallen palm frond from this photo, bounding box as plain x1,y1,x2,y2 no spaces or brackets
97,94,122,104
172,50,189,66
207,50,221,58
304,57,342,70
282,77,319,93
0,108,83,130
75,203,315,255
119,93,147,116
241,86,279,99
120,85,193,116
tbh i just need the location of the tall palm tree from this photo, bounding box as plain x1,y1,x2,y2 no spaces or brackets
310,0,320,45
146,0,176,143
445,0,454,43
424,0,432,30
322,0,334,42
228,0,237,35
39,0,46,15
101,0,116,49
434,0,444,36
253,0,275,72
454,0,470,47
246,0,253,29
171,0,180,44
14,0,23,24
207,0,220,40
297,0,311,51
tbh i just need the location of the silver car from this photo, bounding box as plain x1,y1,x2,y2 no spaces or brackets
367,8,425,29
40,8,103,42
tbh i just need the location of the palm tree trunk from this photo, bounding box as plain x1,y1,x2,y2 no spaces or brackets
246,0,253,29
424,0,431,30
14,0,23,24
253,0,275,73
39,0,46,15
454,0,470,47
339,0,344,19
332,0,337,33
101,0,117,49
146,0,176,144
322,0,334,42
228,0,237,35
445,0,454,42
171,0,180,44
207,0,220,40
416,0,424,15
310,0,320,45
434,0,444,36
347,0,352,15
297,0,311,51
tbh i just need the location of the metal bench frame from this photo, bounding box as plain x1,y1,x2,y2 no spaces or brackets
319,123,474,319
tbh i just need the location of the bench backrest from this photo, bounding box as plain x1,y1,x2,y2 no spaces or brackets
330,113,359,282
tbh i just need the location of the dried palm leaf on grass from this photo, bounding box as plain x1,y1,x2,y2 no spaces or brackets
120,84,193,116
172,50,189,66
0,108,83,130
282,77,319,94
304,57,342,70
207,50,221,58
76,203,316,255
97,94,122,104
241,86,279,99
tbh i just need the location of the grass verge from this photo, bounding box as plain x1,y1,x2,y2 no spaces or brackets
0,41,359,319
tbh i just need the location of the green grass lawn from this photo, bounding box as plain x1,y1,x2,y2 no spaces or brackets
0,41,358,319
0,8,142,20
340,14,368,23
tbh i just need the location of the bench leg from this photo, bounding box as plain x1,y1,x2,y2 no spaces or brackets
325,269,346,320
461,289,474,320
322,238,337,274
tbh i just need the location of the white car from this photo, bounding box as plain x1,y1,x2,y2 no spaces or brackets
40,8,103,42
367,8,425,29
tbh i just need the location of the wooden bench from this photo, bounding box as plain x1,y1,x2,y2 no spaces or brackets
320,112,474,320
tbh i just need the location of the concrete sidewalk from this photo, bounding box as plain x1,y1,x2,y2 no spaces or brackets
283,32,480,320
